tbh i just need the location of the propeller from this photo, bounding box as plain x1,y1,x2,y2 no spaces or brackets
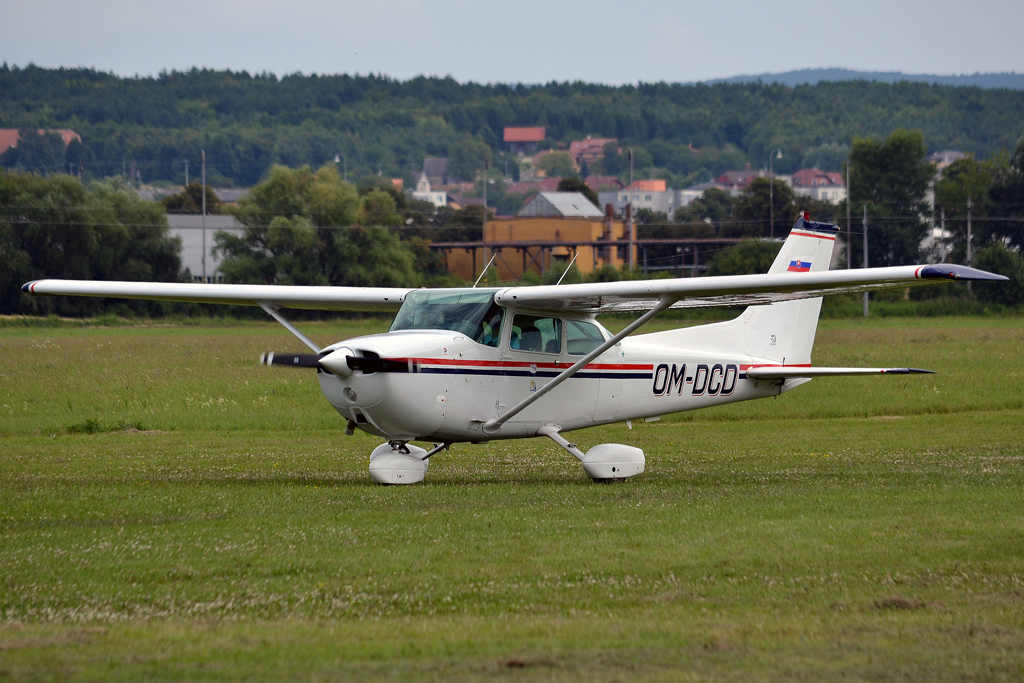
259,351,322,368
259,349,417,375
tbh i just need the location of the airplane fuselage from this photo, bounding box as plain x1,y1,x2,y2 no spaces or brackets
317,312,791,442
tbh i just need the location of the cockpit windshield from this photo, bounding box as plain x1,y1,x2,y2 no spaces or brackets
390,289,504,347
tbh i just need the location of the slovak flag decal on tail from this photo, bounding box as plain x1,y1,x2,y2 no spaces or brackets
788,260,811,272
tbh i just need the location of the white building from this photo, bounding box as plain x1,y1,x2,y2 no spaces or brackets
166,214,245,282
517,192,604,218
411,173,447,208
598,188,686,216
790,169,846,203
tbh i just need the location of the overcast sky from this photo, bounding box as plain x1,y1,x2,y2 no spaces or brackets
2,0,1021,84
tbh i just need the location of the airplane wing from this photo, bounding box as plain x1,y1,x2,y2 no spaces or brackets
493,264,1007,312
23,267,1005,315
22,280,412,312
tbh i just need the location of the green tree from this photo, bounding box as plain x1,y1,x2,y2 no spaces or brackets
448,204,493,227
971,242,1024,307
0,171,181,315
356,189,402,226
846,129,933,267
161,182,221,214
733,177,798,238
216,164,418,287
600,142,621,175
934,156,993,251
675,188,735,230
989,137,1024,250
801,143,849,173
448,138,492,181
537,152,576,178
635,208,668,225
555,177,599,206
706,240,782,276
0,130,66,173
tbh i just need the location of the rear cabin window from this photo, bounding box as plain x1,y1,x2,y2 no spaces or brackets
566,320,604,355
510,314,561,354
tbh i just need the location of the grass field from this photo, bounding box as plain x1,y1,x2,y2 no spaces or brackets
1,314,1023,681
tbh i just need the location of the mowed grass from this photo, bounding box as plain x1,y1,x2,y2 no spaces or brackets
1,314,1023,681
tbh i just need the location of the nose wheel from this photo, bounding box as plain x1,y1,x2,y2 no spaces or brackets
368,441,449,485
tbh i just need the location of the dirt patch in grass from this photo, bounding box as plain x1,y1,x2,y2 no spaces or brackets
874,597,925,610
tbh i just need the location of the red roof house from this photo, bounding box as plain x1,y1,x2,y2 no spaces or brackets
625,179,667,192
569,137,617,165
0,129,82,154
504,126,546,155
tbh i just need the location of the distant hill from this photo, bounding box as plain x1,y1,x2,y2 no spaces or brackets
2,66,1023,186
702,68,1024,90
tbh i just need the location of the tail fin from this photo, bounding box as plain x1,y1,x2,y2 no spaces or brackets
738,217,839,364
636,217,839,364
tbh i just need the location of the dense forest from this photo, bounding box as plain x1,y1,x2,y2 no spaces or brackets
2,64,1023,188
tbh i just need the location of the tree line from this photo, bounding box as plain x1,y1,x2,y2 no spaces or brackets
2,125,1023,316
2,64,1024,190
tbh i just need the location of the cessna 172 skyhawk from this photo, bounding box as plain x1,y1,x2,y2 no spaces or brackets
24,217,1006,485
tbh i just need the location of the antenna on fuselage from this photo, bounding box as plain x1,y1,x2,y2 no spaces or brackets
556,250,580,286
473,253,497,288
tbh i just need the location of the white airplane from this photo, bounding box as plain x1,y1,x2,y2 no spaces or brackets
24,216,1006,485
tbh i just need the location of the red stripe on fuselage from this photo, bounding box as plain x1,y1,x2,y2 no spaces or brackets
395,357,653,371
789,230,836,241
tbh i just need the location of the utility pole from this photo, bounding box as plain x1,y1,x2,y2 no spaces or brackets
201,150,207,283
184,159,189,186
966,197,973,265
846,161,852,270
334,154,346,182
626,203,635,271
967,196,974,296
862,204,869,317
768,149,781,240
940,207,946,263
482,160,489,267
628,149,633,188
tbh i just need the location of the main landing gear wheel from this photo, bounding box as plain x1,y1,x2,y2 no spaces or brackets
581,444,646,483
368,441,449,485
538,426,646,483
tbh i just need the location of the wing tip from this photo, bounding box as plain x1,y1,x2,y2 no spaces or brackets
918,264,1009,281
21,280,38,293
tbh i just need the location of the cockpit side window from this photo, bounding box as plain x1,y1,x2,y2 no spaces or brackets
566,320,604,355
510,314,561,354
474,302,503,347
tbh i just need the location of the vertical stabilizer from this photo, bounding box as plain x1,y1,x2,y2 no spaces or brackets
633,217,840,365
739,217,839,364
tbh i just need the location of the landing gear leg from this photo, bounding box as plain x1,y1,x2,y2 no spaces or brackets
538,425,645,483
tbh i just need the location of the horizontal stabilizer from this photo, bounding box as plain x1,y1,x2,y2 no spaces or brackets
745,366,934,379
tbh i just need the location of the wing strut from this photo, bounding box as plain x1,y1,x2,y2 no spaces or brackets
481,297,673,435
259,303,321,353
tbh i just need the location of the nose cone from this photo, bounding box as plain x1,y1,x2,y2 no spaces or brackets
319,347,353,377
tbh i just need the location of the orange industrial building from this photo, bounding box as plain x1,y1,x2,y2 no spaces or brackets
435,215,635,283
